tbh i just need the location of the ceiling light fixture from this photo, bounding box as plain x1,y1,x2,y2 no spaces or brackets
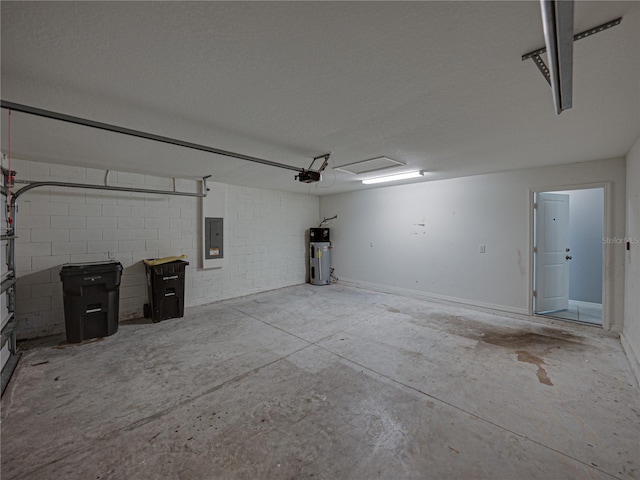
362,171,425,185
539,0,575,114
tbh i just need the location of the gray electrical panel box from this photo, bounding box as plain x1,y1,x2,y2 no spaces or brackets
205,217,224,259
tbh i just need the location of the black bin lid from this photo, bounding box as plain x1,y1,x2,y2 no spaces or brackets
59,261,123,278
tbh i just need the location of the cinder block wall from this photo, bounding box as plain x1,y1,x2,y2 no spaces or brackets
9,158,319,339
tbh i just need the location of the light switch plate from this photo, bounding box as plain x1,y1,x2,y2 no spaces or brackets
479,244,486,253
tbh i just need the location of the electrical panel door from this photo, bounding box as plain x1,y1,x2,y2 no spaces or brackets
205,217,224,259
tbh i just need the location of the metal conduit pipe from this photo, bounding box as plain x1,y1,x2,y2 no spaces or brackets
7,176,210,277
1,101,305,173
10,178,207,201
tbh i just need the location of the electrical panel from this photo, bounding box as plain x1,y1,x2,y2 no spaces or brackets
201,181,226,269
205,217,224,259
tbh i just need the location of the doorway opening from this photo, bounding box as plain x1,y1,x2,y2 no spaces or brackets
532,187,605,326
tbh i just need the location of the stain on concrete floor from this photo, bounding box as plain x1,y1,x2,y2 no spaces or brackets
429,313,584,348
2,285,638,480
516,350,553,386
392,309,591,387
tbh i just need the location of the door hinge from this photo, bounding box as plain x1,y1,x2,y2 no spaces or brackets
533,246,537,253
533,202,538,209
533,290,537,297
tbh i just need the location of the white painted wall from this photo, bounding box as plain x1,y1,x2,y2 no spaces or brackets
552,188,604,304
623,137,640,380
320,158,626,331
9,158,318,339
567,189,604,304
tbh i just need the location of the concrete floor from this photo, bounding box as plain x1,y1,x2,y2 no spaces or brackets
1,284,639,480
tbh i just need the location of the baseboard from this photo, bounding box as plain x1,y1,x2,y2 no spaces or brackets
338,278,528,316
620,332,640,387
338,278,616,336
569,300,602,308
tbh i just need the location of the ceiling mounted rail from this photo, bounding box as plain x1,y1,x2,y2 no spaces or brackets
10,178,209,208
538,0,575,114
0,101,305,173
522,17,622,62
522,16,622,98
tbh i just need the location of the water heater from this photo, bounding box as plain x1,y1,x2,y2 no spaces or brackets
309,228,331,286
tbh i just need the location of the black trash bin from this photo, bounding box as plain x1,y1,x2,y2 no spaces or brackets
144,259,189,322
59,261,123,343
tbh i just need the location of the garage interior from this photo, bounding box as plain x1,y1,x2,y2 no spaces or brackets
1,2,639,479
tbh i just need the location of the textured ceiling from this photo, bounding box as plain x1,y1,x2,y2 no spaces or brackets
1,1,638,195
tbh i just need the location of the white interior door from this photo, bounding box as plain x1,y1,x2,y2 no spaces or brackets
535,193,571,313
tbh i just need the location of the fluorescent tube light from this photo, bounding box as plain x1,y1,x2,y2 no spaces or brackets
540,0,574,114
362,171,425,185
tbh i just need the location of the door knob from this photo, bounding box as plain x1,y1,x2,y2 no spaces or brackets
566,255,572,260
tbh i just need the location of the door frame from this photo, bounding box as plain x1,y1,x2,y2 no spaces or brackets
528,182,612,330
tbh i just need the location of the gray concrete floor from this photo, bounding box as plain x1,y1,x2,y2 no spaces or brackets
1,284,639,480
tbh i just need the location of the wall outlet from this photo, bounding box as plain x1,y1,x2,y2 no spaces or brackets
107,250,116,260
370,241,374,247
478,244,486,253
